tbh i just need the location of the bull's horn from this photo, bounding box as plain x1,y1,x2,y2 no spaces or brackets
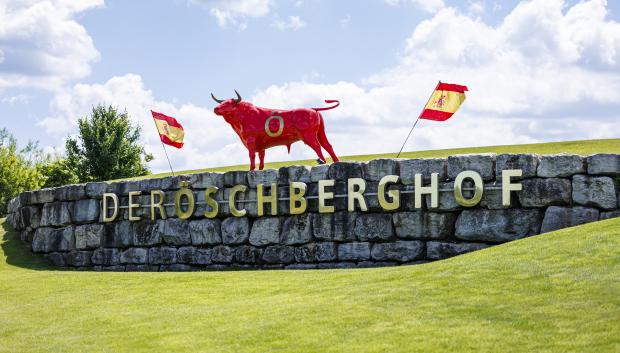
233,89,242,103
211,93,224,104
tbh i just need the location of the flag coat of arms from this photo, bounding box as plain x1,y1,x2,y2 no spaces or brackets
420,82,468,121
151,111,185,148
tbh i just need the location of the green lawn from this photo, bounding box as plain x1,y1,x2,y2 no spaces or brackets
135,138,620,179
1,217,619,352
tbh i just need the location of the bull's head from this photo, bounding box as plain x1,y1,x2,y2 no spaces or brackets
211,90,242,116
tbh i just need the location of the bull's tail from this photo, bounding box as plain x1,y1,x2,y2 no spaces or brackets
316,113,340,163
312,100,340,111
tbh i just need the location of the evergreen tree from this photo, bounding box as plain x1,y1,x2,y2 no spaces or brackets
66,105,152,182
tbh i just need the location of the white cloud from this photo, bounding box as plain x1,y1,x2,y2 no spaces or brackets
385,0,446,13
189,0,274,29
1,94,29,104
0,0,103,90
467,1,484,14
37,0,620,171
272,16,306,31
339,15,351,28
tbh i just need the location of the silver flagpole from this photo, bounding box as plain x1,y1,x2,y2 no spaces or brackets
396,80,441,158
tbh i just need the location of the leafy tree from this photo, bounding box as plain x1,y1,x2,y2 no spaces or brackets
0,129,46,215
38,156,79,188
66,105,152,182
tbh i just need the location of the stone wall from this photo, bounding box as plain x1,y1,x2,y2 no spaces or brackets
5,153,620,271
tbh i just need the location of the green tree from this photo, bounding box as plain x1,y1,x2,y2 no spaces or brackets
38,156,79,188
66,105,152,182
0,128,46,215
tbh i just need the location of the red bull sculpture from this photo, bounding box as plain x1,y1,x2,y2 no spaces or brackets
212,90,340,170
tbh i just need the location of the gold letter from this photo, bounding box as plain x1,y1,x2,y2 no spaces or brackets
378,175,400,211
204,187,219,218
175,186,195,220
348,178,367,212
502,169,523,207
229,184,248,217
454,171,483,207
150,190,167,220
128,191,141,221
102,193,119,222
289,182,307,215
257,183,278,216
415,173,438,209
318,179,335,213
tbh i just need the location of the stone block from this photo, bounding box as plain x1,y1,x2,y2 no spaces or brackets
281,214,313,245
426,241,489,260
103,221,133,248
540,206,600,233
328,162,363,180
586,154,620,175
338,242,371,261
448,154,496,181
518,178,571,207
160,264,193,272
392,212,456,239
191,248,213,265
249,217,281,246
137,177,173,192
354,213,393,241
176,246,195,264
234,246,263,264
317,262,357,269
286,264,319,270
31,188,55,204
223,171,247,186
479,182,507,209
189,219,222,245
371,241,424,262
125,264,159,272
71,199,100,223
132,221,160,246
120,248,148,264
189,172,225,188
600,211,620,220
425,182,461,211
363,159,399,181
537,154,585,177
495,154,539,180
162,218,191,245
40,202,72,227
278,166,312,185
247,169,279,188
221,217,250,245
294,242,337,263
85,182,108,198
47,252,66,267
32,227,53,253
148,246,177,264
65,250,93,267
572,175,617,210
262,245,295,264
75,224,104,250
310,164,330,182
211,245,233,263
19,206,41,230
399,158,448,184
333,211,358,242
92,248,121,266
455,209,542,242
312,213,333,241
55,184,85,201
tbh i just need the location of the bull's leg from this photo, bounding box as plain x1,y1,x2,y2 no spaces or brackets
317,117,339,162
248,149,256,171
302,133,327,164
258,150,266,170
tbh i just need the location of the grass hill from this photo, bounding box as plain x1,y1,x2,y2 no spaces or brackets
0,217,618,352
1,138,619,352
139,138,620,178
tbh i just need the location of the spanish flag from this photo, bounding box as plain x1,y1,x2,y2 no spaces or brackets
419,82,468,121
151,111,185,148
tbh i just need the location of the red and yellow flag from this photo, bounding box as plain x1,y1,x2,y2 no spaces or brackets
420,82,468,121
151,111,185,148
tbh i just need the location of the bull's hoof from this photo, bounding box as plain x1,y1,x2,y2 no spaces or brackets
316,158,326,165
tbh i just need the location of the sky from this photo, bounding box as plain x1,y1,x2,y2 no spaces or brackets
0,0,619,173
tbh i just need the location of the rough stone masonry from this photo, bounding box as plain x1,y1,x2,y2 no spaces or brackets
5,153,620,271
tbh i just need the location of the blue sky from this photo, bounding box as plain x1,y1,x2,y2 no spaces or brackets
1,0,619,172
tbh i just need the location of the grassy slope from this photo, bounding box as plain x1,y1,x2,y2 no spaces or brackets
0,217,619,353
138,138,620,179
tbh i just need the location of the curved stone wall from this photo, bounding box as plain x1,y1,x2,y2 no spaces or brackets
5,153,620,271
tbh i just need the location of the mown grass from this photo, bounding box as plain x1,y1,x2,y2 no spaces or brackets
1,217,619,352
134,138,620,179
